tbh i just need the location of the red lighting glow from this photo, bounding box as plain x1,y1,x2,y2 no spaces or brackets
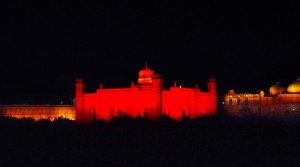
76,64,217,123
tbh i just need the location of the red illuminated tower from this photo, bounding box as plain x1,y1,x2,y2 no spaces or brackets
75,78,85,123
208,77,217,114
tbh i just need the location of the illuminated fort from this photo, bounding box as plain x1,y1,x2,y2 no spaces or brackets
0,64,217,122
76,64,217,123
223,78,300,117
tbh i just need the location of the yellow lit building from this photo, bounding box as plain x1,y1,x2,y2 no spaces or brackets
0,105,75,121
223,78,300,117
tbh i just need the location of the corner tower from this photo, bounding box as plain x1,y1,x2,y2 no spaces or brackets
208,77,217,114
75,78,85,123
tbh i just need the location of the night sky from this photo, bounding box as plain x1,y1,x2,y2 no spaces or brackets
1,1,299,104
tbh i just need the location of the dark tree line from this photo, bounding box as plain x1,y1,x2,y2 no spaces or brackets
1,114,300,167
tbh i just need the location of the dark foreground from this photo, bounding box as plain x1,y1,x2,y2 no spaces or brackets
1,115,300,167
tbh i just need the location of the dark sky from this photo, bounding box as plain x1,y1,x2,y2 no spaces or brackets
0,1,299,104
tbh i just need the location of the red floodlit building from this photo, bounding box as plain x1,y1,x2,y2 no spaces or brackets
76,64,217,123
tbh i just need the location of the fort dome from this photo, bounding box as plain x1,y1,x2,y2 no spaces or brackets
269,82,286,95
139,64,154,78
152,73,162,79
138,64,154,84
287,78,300,93
208,77,216,82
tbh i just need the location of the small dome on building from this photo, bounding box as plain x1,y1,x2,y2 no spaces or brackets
76,78,84,83
138,64,154,84
138,64,154,79
269,82,286,95
287,78,300,93
260,90,265,97
208,77,216,83
227,90,235,95
152,73,162,79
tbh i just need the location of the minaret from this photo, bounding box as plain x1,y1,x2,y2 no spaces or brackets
75,78,85,123
207,77,217,115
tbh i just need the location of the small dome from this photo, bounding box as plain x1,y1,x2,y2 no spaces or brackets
269,82,286,95
287,78,300,93
152,73,162,79
138,64,154,78
208,77,216,83
138,64,154,84
227,90,235,95
76,78,84,83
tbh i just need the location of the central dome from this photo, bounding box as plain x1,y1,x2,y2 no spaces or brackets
287,78,300,93
138,64,154,84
